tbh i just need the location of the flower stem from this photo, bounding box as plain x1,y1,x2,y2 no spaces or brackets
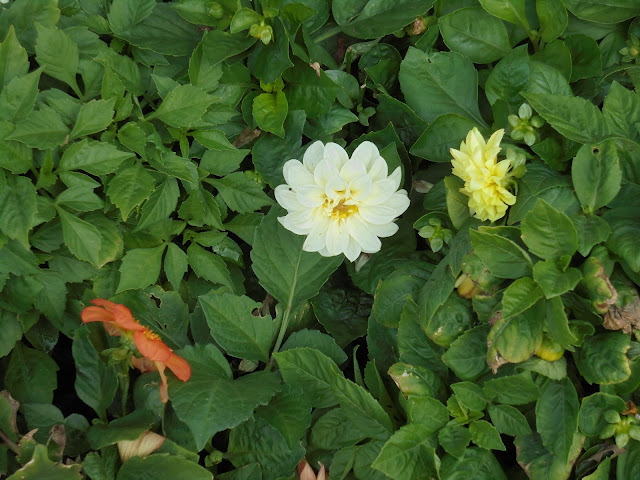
265,303,292,372
119,362,130,416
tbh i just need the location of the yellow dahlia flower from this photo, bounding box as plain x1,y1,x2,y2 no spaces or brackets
450,127,516,222
275,141,410,261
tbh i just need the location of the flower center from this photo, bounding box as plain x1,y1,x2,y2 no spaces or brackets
322,196,358,220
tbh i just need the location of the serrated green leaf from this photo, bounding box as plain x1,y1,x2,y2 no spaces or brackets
187,243,233,287
117,245,165,293
35,23,80,94
69,98,115,140
4,343,58,404
487,404,531,436
135,177,180,231
59,139,134,176
470,420,505,451
0,26,29,87
106,162,156,221
470,229,532,279
372,424,439,480
148,84,216,128
574,332,631,384
535,378,579,460
7,106,69,149
57,208,102,266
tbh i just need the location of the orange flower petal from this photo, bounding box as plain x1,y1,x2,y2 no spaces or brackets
81,305,115,324
155,362,169,404
90,298,117,310
131,355,155,374
165,353,191,382
112,304,146,332
133,330,172,363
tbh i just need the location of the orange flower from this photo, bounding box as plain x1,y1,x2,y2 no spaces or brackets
81,298,191,403
81,299,146,336
132,329,191,403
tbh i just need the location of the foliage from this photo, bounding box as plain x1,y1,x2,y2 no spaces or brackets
1,1,640,479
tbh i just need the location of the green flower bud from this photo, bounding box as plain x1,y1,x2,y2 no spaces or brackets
530,116,545,128
616,432,630,449
600,423,618,439
518,103,533,120
604,409,621,424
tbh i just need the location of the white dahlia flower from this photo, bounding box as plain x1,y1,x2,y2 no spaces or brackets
275,141,410,261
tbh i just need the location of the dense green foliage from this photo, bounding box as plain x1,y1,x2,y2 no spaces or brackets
1,0,640,479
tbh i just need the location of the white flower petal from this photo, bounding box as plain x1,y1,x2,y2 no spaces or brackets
296,185,325,208
325,174,349,200
349,175,372,202
324,143,349,169
358,204,399,224
302,141,325,172
386,191,410,216
344,237,362,262
351,141,380,169
347,215,382,253
274,185,303,212
283,160,313,188
367,221,399,238
366,178,397,205
313,159,339,187
368,157,389,181
303,215,329,252
325,221,349,257
340,157,367,183
278,212,313,235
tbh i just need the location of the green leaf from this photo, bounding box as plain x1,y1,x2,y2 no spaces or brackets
470,420,505,451
69,98,115,140
251,207,342,306
283,61,340,118
398,298,447,374
483,371,540,405
0,172,37,248
485,45,530,107
199,293,273,363
281,329,348,365
440,447,507,480
535,378,579,461
332,0,436,40
187,243,233,287
0,122,32,174
452,382,487,412
399,48,485,126
35,23,80,94
479,0,529,29
117,245,165,293
87,409,158,449
501,277,543,319
443,325,490,381
373,269,429,328
0,26,28,87
0,311,22,359
562,0,640,23
107,0,156,35
227,416,304,480
578,392,626,436
574,332,631,384
488,405,531,436
570,213,611,256
255,384,311,451
148,84,217,128
536,0,567,42
603,209,640,272
57,208,102,267
7,106,69,149
470,229,532,279
521,199,578,260
274,347,339,408
603,82,640,143
116,454,212,480
59,139,134,176
565,34,602,82
572,140,621,214
7,444,82,480
72,328,118,418
135,177,180,231
522,91,609,144
252,91,288,138
490,300,544,364
525,60,572,96
170,345,279,450
439,425,472,459
106,162,156,221
439,7,511,64
4,343,58,404
34,271,67,328
208,172,273,214
0,68,42,123
411,114,478,162
371,425,439,480
533,260,582,299
164,243,187,290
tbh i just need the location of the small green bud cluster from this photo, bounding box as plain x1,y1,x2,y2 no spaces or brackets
620,34,640,64
249,23,274,45
600,410,640,448
508,103,545,146
417,217,453,253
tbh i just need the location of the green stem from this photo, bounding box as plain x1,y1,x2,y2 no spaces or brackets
312,24,343,43
120,362,130,416
265,303,292,372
